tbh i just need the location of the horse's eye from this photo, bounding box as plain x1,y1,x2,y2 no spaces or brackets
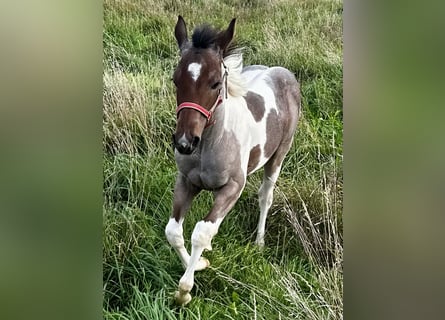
211,81,221,90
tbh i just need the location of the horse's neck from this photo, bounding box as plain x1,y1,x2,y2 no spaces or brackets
201,99,231,150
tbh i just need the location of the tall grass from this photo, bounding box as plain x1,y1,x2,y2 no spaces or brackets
103,0,342,318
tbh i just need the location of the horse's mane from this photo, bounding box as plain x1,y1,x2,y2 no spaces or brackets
223,51,247,97
191,24,238,58
192,24,247,97
191,24,217,49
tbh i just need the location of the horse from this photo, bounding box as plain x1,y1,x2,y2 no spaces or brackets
165,16,301,305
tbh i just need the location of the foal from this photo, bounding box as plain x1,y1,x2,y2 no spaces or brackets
165,16,301,305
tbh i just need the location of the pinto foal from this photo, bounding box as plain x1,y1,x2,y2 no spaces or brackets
165,16,301,305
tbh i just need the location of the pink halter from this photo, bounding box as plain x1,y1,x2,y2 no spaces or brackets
176,94,223,128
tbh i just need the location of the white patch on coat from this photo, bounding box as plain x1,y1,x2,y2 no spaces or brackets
188,62,202,81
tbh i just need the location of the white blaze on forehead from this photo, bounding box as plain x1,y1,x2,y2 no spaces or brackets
187,62,202,81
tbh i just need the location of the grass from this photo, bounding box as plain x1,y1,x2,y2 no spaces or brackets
103,0,343,319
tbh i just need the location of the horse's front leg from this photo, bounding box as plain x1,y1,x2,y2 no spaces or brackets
165,175,208,270
175,176,245,305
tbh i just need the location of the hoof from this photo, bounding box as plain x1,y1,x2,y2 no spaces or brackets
255,240,264,251
255,239,265,249
195,257,210,271
182,257,210,270
175,290,192,306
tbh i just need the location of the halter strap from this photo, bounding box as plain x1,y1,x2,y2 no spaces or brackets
175,62,228,128
176,95,223,128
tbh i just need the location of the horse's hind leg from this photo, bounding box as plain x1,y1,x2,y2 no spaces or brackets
256,138,294,247
165,174,209,271
256,78,300,247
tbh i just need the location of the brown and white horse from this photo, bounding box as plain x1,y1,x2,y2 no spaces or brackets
165,16,301,305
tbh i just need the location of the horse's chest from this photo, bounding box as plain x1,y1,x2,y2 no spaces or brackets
176,152,235,190
188,162,231,190
176,129,244,190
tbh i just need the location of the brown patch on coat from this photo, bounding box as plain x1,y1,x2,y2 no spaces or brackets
245,91,265,122
263,109,283,159
247,144,261,174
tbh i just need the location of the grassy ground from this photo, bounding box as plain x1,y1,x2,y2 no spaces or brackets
103,0,343,319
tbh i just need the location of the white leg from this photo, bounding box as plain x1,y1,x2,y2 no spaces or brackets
256,167,281,247
166,175,209,271
175,219,221,305
165,218,189,266
165,218,210,271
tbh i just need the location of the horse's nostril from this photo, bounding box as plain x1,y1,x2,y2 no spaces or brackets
192,136,200,147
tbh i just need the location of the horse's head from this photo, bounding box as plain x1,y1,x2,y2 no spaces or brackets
172,16,235,155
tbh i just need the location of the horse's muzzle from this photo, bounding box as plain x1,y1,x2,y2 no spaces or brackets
172,134,200,155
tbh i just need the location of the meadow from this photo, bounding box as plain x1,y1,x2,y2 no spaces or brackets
103,0,343,319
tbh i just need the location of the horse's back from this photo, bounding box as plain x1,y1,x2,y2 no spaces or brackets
242,65,269,84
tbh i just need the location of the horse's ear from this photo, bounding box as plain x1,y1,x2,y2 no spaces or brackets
216,18,236,54
175,15,188,51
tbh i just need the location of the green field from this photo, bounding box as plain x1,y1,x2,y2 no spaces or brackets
103,0,343,319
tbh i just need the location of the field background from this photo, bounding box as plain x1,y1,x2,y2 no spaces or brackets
103,0,343,319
